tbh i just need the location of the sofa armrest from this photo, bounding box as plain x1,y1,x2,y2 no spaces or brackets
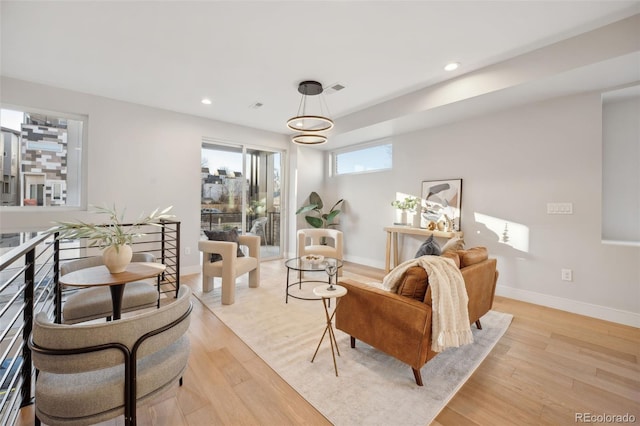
336,278,433,369
198,240,237,262
238,235,260,260
461,258,498,324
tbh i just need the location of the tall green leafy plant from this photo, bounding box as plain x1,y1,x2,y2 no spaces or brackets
296,192,344,228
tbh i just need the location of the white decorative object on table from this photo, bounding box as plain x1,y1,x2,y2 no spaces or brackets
101,244,133,274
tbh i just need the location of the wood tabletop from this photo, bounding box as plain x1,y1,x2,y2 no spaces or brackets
383,225,463,239
59,262,166,287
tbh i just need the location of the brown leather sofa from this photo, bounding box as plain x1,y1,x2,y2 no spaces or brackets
335,247,498,386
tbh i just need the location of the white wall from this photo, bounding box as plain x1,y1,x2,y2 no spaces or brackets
286,145,325,257
602,94,640,243
330,92,640,326
0,77,289,274
3,77,637,326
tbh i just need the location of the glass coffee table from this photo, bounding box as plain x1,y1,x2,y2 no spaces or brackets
284,257,343,303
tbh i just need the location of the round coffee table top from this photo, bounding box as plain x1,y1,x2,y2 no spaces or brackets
285,257,343,273
313,284,347,299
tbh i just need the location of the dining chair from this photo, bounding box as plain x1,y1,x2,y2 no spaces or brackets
29,286,192,426
61,252,160,324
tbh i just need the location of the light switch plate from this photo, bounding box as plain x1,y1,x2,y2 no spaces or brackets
547,202,573,214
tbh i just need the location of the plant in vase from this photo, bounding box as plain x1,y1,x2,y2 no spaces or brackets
391,196,419,226
49,204,174,273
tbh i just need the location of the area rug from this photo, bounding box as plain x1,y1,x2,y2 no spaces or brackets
191,271,513,426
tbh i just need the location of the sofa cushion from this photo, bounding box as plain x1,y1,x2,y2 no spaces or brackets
396,266,429,301
204,228,245,262
440,250,461,268
457,247,488,268
414,235,441,257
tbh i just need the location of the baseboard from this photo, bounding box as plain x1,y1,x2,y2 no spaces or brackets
496,285,640,328
343,254,385,270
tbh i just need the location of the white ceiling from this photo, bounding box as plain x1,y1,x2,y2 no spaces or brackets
1,1,639,149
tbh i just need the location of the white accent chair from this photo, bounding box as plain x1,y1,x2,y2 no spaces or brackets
29,286,192,426
198,234,260,305
297,228,344,277
61,253,159,324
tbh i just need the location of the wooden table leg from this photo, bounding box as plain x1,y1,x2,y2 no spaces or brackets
393,232,399,270
385,231,391,273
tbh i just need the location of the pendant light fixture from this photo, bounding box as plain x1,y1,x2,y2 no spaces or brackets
288,80,333,145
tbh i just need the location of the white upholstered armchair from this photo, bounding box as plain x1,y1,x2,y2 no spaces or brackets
198,234,260,305
297,228,344,277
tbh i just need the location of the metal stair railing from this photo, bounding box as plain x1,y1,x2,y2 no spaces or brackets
0,219,180,424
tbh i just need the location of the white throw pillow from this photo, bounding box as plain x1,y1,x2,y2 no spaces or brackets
440,236,465,253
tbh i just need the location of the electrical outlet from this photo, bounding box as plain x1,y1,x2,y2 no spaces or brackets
561,269,573,281
184,247,191,255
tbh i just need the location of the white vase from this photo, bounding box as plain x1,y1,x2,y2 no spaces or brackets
102,244,133,274
412,212,421,228
394,210,407,225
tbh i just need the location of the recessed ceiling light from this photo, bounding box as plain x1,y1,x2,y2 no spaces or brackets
201,98,212,105
444,62,460,71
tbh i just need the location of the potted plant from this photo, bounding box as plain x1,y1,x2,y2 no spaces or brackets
296,192,344,229
391,196,419,226
50,204,174,273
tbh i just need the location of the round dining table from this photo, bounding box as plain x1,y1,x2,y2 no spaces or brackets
59,262,166,320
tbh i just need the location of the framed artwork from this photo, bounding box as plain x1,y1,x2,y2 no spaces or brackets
420,179,462,231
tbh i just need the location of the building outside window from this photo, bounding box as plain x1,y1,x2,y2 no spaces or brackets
0,107,85,208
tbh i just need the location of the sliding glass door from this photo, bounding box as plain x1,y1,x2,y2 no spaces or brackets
201,141,283,259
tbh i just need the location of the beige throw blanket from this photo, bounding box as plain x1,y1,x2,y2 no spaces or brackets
382,256,473,352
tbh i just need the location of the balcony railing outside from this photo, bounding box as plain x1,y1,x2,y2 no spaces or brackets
0,220,180,424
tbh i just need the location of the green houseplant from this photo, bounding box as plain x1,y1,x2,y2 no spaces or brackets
391,196,419,212
296,192,344,229
50,204,174,273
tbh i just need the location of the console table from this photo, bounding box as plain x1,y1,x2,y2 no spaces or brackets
384,226,463,273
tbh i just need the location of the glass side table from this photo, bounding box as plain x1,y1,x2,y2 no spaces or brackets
284,257,344,303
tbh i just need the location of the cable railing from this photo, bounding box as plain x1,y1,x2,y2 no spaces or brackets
0,219,180,424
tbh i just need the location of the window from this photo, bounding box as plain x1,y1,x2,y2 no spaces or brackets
201,141,284,259
0,107,85,208
333,141,392,175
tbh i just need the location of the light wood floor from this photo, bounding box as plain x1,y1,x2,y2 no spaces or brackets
18,260,640,425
